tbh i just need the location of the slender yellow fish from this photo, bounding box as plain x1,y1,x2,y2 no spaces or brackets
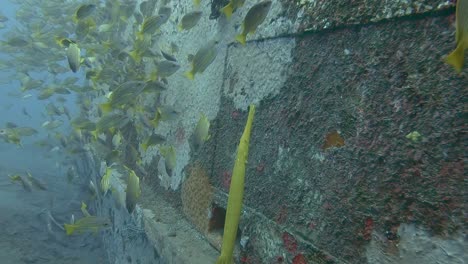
445,0,468,72
216,104,255,264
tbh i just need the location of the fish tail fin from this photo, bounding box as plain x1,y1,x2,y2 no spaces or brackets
235,33,246,46
141,143,148,152
150,113,160,128
99,102,112,114
444,42,465,73
150,70,158,81
90,130,99,141
136,31,144,41
9,175,20,182
129,50,141,64
64,224,75,235
221,3,233,19
193,0,201,7
184,70,195,80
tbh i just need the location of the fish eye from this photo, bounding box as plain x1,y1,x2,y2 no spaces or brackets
0,129,5,134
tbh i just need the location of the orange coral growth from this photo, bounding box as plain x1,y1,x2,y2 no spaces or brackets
322,130,345,150
181,163,213,234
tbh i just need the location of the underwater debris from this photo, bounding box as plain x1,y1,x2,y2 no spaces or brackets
405,131,421,142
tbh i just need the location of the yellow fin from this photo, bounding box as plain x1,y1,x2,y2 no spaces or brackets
64,224,75,235
445,41,465,73
81,201,91,217
150,111,161,128
235,33,246,46
99,102,112,114
221,3,233,19
9,175,20,182
193,0,201,7
129,50,142,64
141,143,148,152
184,70,195,80
90,130,98,141
136,31,144,41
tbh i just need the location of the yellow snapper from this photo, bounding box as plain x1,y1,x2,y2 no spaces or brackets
95,113,129,134
152,60,180,79
100,166,112,194
0,128,22,146
42,120,63,130
55,37,76,48
158,6,172,23
74,4,96,22
445,0,468,72
14,127,38,136
141,133,166,152
125,168,141,214
99,81,147,113
64,216,111,235
184,39,219,80
71,117,96,131
160,145,176,176
150,105,180,128
140,0,157,18
178,11,203,31
235,1,272,45
27,172,47,190
9,174,32,192
136,14,169,40
191,113,210,150
66,43,81,73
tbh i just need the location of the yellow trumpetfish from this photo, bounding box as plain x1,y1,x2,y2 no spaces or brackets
216,104,255,264
445,0,468,72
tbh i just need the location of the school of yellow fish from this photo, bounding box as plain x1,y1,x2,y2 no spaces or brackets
0,0,272,237
0,0,465,255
